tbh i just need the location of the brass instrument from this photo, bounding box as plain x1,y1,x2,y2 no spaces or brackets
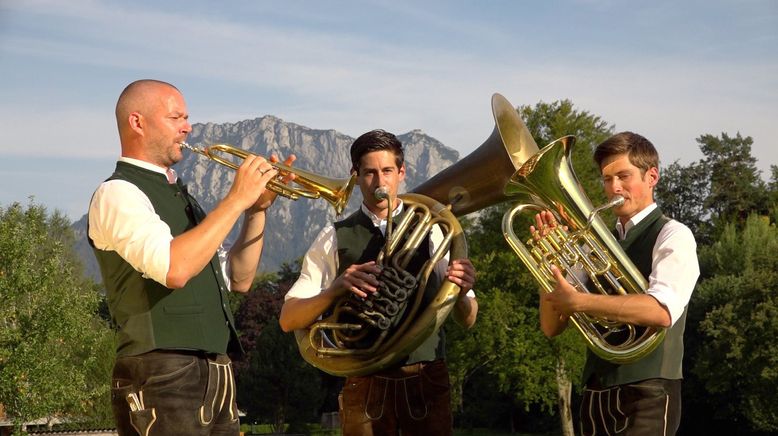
296,193,466,376
411,93,540,215
180,142,356,215
295,93,540,376
501,135,665,364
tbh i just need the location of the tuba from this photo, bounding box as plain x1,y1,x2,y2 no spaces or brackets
501,135,665,364
294,93,539,376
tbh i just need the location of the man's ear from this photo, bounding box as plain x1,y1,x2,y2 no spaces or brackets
128,112,144,136
646,167,659,187
398,163,406,181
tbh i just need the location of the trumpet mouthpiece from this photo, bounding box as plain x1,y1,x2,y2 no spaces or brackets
610,196,626,207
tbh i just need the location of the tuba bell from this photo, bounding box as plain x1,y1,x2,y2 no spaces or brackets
294,93,540,376
501,135,665,364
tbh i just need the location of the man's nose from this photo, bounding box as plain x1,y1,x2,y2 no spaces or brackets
605,179,622,193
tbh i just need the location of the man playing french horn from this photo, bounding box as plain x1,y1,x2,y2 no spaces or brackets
280,129,478,436
534,132,699,435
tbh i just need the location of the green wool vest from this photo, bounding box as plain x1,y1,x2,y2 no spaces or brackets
334,208,445,363
582,207,686,387
90,162,240,357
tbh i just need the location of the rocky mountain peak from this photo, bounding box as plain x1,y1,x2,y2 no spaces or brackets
74,116,461,281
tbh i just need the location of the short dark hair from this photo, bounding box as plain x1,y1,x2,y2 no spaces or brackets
350,129,404,173
593,131,659,174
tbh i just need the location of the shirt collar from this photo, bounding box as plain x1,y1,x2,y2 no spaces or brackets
615,202,657,240
361,199,405,235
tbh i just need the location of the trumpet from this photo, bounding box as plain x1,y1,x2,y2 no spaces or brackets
179,142,356,214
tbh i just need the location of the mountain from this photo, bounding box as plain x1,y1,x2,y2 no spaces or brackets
73,116,461,283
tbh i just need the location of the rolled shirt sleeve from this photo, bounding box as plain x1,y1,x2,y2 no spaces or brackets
645,220,699,326
285,225,339,300
88,179,174,287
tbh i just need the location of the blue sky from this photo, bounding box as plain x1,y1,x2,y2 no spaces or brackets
0,0,776,220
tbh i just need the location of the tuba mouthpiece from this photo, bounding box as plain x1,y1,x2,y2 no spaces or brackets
374,187,389,200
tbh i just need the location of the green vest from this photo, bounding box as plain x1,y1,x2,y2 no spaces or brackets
582,207,686,387
90,162,240,357
334,208,445,364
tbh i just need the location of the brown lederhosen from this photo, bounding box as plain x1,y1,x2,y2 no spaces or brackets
339,359,453,436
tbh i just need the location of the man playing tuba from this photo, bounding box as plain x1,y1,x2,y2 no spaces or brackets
280,129,478,436
535,132,699,435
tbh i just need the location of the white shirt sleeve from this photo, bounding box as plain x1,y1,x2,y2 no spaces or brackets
645,220,700,326
429,224,476,298
285,225,339,300
88,179,173,287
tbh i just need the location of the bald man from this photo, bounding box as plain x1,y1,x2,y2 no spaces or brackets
88,79,289,435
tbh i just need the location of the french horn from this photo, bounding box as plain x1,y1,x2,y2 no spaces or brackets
294,93,540,376
501,135,666,364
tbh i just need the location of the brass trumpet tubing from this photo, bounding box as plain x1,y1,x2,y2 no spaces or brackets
180,142,356,214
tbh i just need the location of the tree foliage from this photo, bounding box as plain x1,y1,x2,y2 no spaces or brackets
699,133,769,224
655,160,710,236
233,263,324,433
0,202,110,432
685,214,778,433
656,132,771,246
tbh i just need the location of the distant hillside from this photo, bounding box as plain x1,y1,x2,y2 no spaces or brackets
73,116,460,283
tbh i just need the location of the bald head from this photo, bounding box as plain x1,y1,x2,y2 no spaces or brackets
115,79,180,136
114,80,191,165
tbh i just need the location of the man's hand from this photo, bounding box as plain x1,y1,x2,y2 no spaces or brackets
529,209,566,238
251,154,297,212
328,261,382,299
541,266,580,317
446,258,476,295
228,155,278,212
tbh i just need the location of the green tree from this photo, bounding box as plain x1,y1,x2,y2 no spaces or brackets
233,263,324,433
686,213,778,433
698,132,769,226
655,160,711,240
0,202,109,434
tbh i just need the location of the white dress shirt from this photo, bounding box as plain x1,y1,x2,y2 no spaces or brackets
615,203,699,326
88,157,230,288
